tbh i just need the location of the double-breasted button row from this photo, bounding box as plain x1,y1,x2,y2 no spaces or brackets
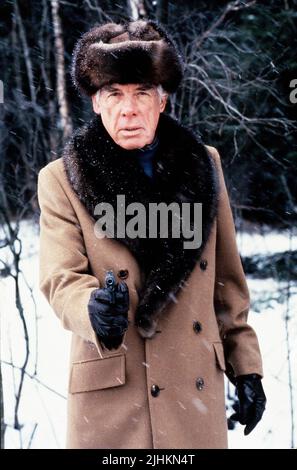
118,263,207,278
117,263,207,278
151,379,204,396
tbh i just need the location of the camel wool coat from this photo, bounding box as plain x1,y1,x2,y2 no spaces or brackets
38,113,263,449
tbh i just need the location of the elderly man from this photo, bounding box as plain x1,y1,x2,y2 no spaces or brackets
38,20,266,449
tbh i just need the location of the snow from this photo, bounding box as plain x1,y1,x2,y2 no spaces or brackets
1,220,70,449
227,277,297,449
1,220,296,448
237,227,297,256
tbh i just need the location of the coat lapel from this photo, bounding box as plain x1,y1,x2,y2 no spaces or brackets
63,113,220,338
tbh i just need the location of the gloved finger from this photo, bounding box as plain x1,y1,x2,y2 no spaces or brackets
115,303,129,316
229,412,240,422
103,323,127,336
90,313,115,329
100,335,125,351
88,311,112,334
88,315,103,334
238,395,254,424
97,314,128,333
252,398,266,423
243,397,265,435
244,416,259,436
232,402,240,414
112,315,129,331
227,418,236,430
229,402,240,422
114,296,129,310
115,281,130,306
117,281,128,293
88,302,111,316
89,314,115,336
239,405,254,424
92,288,113,304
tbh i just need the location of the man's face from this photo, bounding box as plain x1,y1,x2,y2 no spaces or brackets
91,83,167,150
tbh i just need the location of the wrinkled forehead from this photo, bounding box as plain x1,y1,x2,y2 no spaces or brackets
100,83,157,93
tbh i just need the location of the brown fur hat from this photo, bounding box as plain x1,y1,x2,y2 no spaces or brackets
71,20,184,96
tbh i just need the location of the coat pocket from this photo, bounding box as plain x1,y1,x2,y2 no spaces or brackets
69,354,126,394
213,342,226,371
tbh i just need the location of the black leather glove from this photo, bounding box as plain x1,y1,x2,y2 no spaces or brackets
88,281,129,351
230,373,266,435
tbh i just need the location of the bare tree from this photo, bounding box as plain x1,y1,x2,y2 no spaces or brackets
168,3,296,166
51,0,73,142
0,188,31,433
127,0,147,20
157,0,168,24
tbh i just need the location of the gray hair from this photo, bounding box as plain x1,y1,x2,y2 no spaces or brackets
156,84,167,102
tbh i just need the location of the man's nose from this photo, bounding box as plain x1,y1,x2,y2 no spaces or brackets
120,97,138,116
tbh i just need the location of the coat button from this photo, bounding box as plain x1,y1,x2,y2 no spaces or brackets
118,269,129,280
200,259,208,271
151,384,161,397
193,320,202,334
196,377,204,391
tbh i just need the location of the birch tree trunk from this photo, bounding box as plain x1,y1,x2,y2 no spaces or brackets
51,0,73,142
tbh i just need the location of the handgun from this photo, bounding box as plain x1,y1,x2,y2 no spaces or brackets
105,270,116,305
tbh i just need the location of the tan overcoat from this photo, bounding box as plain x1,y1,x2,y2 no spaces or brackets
38,141,263,449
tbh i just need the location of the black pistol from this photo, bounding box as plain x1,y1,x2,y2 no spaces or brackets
105,270,116,305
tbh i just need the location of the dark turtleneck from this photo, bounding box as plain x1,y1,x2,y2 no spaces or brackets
130,135,159,178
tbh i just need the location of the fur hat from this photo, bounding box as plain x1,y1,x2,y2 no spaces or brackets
71,20,184,96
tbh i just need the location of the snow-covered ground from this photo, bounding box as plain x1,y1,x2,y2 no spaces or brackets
0,220,296,449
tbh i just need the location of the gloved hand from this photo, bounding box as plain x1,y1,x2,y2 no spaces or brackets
230,373,266,435
88,281,129,350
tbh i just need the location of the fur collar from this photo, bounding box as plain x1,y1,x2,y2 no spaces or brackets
63,113,220,338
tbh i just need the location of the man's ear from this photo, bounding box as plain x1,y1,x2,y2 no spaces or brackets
160,94,168,113
91,93,100,115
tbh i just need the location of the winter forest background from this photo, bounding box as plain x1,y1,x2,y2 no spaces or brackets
0,0,296,449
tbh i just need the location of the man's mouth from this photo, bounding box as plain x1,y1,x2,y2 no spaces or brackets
120,127,142,132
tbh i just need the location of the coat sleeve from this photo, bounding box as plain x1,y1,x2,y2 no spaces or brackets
208,146,264,380
37,164,107,358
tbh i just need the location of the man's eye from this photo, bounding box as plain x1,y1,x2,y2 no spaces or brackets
138,91,149,95
109,92,120,97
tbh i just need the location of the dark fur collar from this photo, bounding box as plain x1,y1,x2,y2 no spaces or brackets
63,113,220,338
